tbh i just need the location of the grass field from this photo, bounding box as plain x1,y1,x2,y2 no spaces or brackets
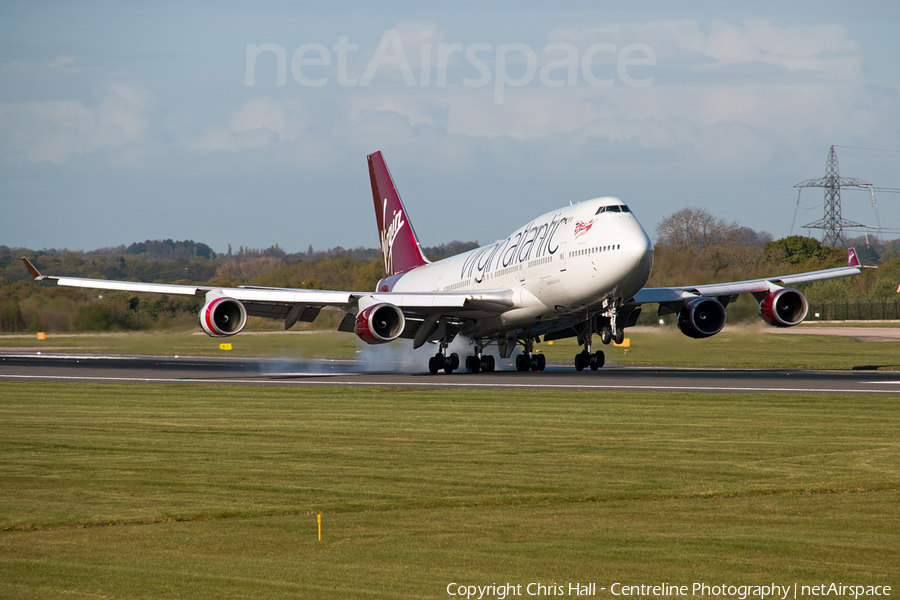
4,326,900,370
0,382,897,598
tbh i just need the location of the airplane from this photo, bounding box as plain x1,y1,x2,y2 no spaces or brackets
23,151,863,374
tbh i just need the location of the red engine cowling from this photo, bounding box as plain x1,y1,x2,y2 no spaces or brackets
199,297,247,337
677,297,727,339
355,303,405,344
759,288,808,327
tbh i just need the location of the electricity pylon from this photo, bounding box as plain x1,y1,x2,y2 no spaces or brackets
795,145,873,247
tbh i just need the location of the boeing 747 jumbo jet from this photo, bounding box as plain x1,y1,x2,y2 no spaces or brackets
24,151,862,374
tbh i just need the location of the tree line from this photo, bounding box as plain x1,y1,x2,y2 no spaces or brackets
1,211,898,333
0,239,477,333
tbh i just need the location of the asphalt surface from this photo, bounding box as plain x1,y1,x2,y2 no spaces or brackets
2,351,900,394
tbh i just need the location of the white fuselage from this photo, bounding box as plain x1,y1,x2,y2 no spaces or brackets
381,197,654,337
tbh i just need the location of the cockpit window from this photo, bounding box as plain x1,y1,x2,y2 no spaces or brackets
595,205,631,215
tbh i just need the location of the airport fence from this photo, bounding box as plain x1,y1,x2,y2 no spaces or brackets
806,298,900,321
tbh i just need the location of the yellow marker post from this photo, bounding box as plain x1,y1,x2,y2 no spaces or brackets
614,338,631,353
318,514,322,541
219,343,232,351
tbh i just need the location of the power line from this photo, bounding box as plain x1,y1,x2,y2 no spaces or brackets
834,145,900,154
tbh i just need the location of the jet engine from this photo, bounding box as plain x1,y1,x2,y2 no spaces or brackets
677,296,727,339
759,288,808,327
355,302,406,344
199,296,247,337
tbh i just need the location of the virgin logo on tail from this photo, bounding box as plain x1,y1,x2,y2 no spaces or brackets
368,151,429,277
381,199,405,274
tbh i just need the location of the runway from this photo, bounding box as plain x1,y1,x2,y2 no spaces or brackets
2,351,900,394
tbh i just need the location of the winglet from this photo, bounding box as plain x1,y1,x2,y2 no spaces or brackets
22,257,44,281
847,248,861,269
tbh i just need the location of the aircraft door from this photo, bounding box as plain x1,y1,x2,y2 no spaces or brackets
559,242,567,271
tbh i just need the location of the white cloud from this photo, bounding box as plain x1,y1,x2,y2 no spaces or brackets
703,20,861,72
184,96,308,153
549,19,862,75
0,84,151,163
48,56,86,74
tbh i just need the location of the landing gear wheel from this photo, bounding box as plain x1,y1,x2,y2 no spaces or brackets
531,353,546,372
574,351,590,371
444,352,459,374
590,350,605,371
600,326,612,345
483,355,495,372
614,329,624,345
467,355,481,374
516,354,530,372
429,354,442,375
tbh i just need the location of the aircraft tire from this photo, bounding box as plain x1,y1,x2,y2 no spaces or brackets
614,329,625,345
600,327,612,345
574,352,586,371
593,350,605,369
467,355,481,373
429,354,441,375
483,355,495,372
516,354,530,372
444,353,457,374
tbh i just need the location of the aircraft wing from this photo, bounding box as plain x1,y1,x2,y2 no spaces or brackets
630,249,862,308
21,258,514,323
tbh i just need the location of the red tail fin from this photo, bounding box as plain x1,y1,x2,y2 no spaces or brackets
368,151,429,276
847,247,860,268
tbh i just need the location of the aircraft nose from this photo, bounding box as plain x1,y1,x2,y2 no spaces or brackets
621,220,654,287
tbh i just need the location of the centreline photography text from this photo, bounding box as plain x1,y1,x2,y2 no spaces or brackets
445,582,893,599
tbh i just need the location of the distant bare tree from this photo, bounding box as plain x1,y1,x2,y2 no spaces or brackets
655,207,774,278
655,207,739,251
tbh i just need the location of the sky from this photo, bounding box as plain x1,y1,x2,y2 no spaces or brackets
2,1,899,255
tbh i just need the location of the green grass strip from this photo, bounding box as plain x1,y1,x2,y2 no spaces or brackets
0,382,897,598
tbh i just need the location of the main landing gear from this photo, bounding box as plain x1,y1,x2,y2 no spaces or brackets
425,326,545,374
514,333,546,372
465,353,495,373
574,315,605,371
465,338,496,373
428,316,459,374
461,333,544,374
429,351,459,374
